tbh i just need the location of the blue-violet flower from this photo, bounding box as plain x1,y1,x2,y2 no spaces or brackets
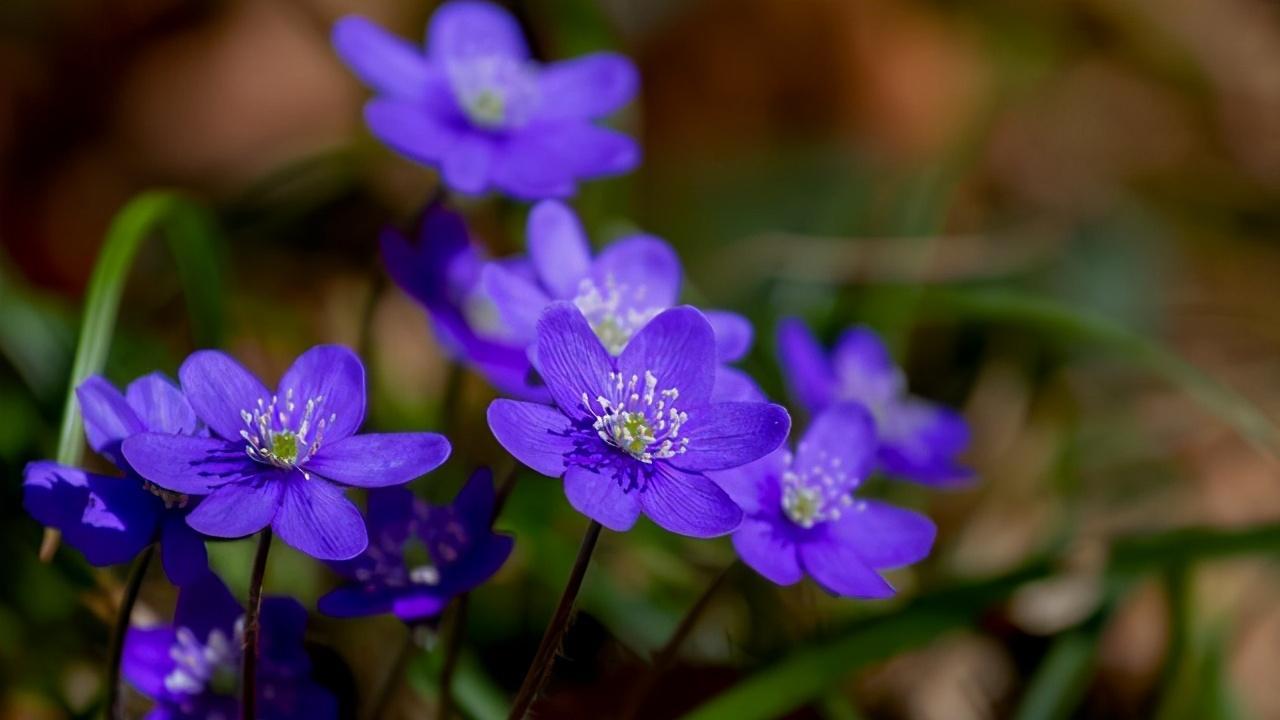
123,573,336,719
23,373,211,585
488,303,789,537
121,345,451,560
712,404,936,597
334,0,639,199
778,319,971,485
319,469,513,624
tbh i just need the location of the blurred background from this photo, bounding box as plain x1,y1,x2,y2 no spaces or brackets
3,0,1280,718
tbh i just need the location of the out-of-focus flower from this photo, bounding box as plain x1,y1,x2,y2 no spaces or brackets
333,0,639,199
123,573,336,719
319,469,513,624
482,200,761,400
778,319,971,485
488,303,789,537
23,374,211,586
122,346,451,560
713,404,936,597
381,201,547,400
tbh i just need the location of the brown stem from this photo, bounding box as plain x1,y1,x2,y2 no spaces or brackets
241,529,273,720
439,595,470,720
619,562,736,720
106,543,155,719
507,521,603,719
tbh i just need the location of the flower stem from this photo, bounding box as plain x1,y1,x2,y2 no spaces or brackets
369,630,416,720
619,561,735,720
439,594,470,720
507,521,603,719
241,529,273,720
106,543,155,720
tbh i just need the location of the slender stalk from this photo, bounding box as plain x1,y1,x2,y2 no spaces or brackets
241,530,273,720
439,595,470,720
619,562,735,720
369,631,417,720
106,543,155,719
507,521,603,719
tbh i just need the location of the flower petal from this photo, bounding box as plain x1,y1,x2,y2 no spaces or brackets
674,402,790,472
317,586,394,618
732,518,802,585
427,0,529,61
832,326,903,409
528,200,592,299
365,97,457,164
273,478,368,560
258,597,311,670
590,235,681,312
830,501,936,569
563,464,641,532
185,479,284,539
799,537,895,599
126,373,199,437
481,262,550,343
704,311,753,363
452,468,498,530
122,627,178,700
305,432,451,488
23,461,159,566
122,434,259,494
333,16,436,101
795,403,877,482
76,376,145,466
159,513,210,587
444,534,514,593
706,447,787,516
777,318,837,413
487,399,580,476
616,306,715,407
530,122,639,178
877,399,972,486
442,132,494,195
712,365,765,402
535,53,638,121
278,345,367,444
533,303,614,421
392,593,451,623
179,350,271,442
639,465,742,538
174,573,243,638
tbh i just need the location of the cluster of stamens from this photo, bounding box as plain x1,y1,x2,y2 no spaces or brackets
164,619,243,697
573,276,661,355
584,371,689,464
780,447,862,529
239,389,334,475
447,55,539,129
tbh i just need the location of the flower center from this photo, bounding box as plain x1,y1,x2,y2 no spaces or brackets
584,371,689,464
447,55,539,130
573,277,661,355
164,619,243,697
240,390,334,473
780,448,860,529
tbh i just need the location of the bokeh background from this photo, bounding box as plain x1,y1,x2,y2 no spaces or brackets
4,0,1280,718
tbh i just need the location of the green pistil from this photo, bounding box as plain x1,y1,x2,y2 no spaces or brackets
267,431,300,465
209,665,238,696
465,90,506,128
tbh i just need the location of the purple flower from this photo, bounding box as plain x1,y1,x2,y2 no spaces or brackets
121,345,452,561
23,373,211,586
123,573,336,719
488,303,790,537
712,404,936,598
482,200,762,400
381,202,548,400
333,1,639,199
318,469,513,624
778,319,971,486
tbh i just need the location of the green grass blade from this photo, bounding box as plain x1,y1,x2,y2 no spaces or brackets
41,191,223,559
1013,631,1099,720
918,287,1280,459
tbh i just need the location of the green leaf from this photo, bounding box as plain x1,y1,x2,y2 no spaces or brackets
1013,631,1099,720
42,191,224,557
916,287,1280,460
410,647,508,720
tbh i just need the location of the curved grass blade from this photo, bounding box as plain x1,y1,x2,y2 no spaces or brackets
40,191,224,560
1013,630,1100,720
